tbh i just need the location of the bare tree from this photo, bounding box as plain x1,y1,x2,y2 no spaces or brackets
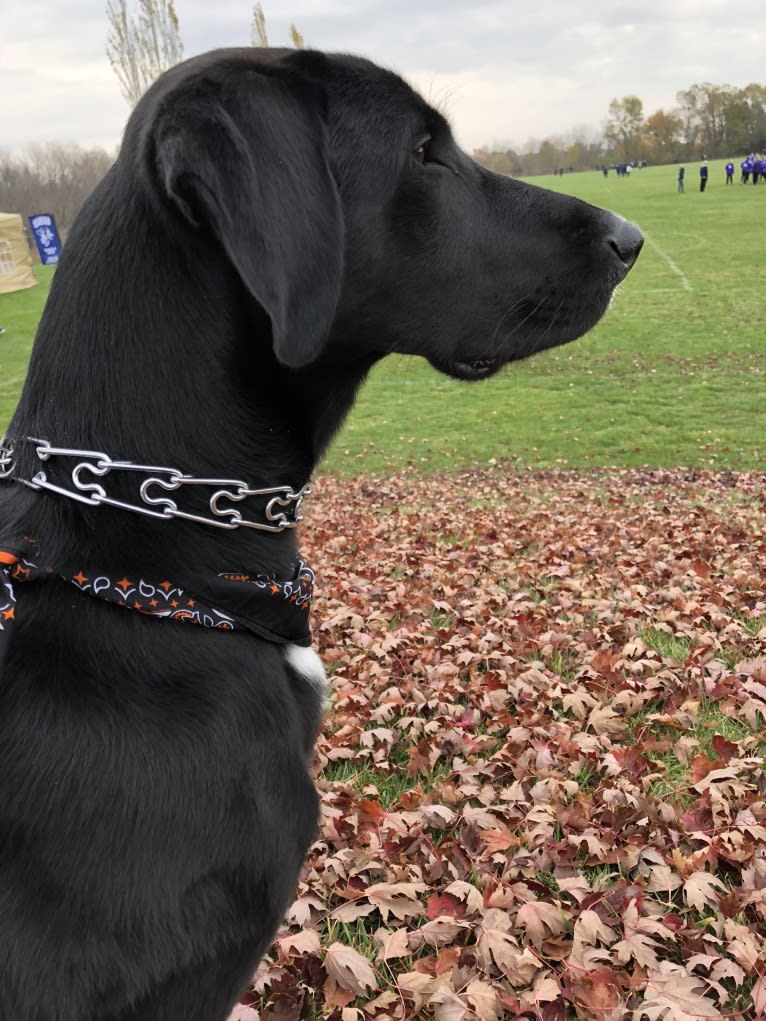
106,0,183,107
0,144,115,235
251,4,304,48
251,3,269,46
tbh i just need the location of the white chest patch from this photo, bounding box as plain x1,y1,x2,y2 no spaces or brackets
284,644,329,706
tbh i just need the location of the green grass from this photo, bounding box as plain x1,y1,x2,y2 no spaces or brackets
638,627,695,663
2,160,765,472
0,265,54,428
322,755,454,809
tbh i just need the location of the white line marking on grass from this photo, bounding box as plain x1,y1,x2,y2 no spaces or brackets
643,235,693,292
631,287,693,294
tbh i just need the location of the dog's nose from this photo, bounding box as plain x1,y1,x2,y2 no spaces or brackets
606,217,643,270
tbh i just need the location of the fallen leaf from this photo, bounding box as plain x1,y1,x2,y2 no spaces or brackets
324,942,378,997
516,902,566,946
683,871,727,912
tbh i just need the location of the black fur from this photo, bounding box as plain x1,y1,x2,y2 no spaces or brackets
0,48,641,1020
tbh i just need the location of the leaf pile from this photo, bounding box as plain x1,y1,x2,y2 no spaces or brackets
241,466,766,1021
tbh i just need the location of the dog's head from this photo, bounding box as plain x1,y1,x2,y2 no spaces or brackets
138,48,641,380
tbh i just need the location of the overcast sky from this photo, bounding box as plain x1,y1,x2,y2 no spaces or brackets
2,1,764,155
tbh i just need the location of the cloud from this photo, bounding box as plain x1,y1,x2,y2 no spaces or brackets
1,65,125,152
2,2,765,153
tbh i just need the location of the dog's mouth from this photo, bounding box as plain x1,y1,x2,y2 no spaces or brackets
446,356,501,381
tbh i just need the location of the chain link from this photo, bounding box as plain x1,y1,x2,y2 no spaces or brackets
0,440,13,480
0,438,309,533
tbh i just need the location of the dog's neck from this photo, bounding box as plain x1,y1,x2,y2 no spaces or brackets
7,178,376,576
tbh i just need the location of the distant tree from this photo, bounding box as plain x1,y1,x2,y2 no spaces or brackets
742,84,766,151
604,96,644,162
676,83,733,157
472,146,524,176
674,102,700,157
720,92,752,154
106,0,183,107
537,139,563,175
723,84,766,153
644,108,683,162
473,78,766,178
558,126,604,172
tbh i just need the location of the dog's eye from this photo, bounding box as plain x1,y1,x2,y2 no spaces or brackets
413,138,431,166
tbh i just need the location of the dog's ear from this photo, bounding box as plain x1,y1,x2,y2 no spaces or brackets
154,69,343,369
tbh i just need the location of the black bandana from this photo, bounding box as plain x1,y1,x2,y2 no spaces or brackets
0,538,315,680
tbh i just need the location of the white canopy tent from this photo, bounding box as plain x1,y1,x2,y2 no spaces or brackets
0,213,37,294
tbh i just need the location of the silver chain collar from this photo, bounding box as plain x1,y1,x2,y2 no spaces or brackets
0,438,310,533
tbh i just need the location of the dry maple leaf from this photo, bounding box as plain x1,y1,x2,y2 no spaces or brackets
376,926,410,962
723,918,763,974
430,986,471,1021
396,970,445,1013
686,952,746,987
682,871,727,912
635,961,724,1020
516,901,566,946
324,941,378,997
476,914,541,985
329,901,378,923
227,1007,260,1021
753,974,766,1016
441,880,484,915
464,978,502,1021
586,704,626,735
569,967,625,1021
365,881,428,922
571,909,617,953
480,822,519,855
613,930,662,970
418,804,457,829
276,928,321,958
427,892,467,920
523,972,562,1007
285,893,324,928
409,916,469,949
644,863,684,895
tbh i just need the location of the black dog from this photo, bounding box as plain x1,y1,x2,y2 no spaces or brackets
0,48,641,1020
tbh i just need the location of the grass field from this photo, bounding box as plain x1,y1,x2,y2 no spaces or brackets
1,157,764,473
2,163,765,1019
0,266,54,431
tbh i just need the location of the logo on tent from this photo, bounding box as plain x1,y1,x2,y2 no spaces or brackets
28,213,62,266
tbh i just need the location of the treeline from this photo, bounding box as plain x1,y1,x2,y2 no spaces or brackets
0,144,115,235
474,81,766,177
4,81,766,225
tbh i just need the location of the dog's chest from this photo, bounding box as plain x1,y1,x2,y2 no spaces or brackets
284,643,329,707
